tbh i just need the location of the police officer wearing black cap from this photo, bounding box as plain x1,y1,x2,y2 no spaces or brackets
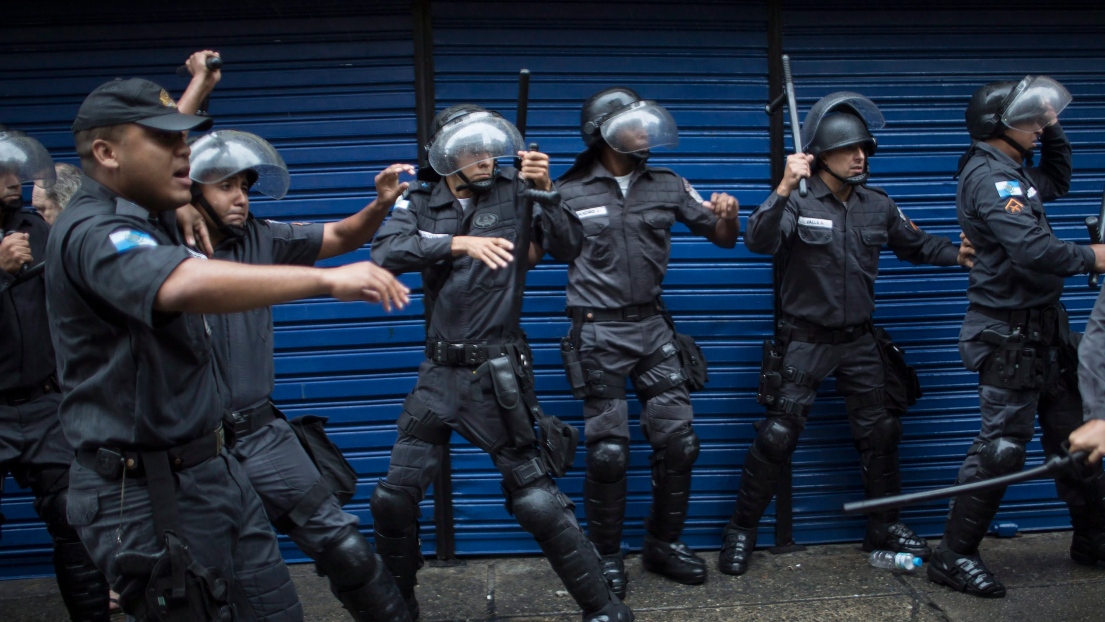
0,129,111,621
553,87,738,596
928,77,1105,598
50,77,408,620
369,104,632,622
719,92,974,577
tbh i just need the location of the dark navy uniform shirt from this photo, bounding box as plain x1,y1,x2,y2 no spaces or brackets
746,174,960,329
1080,286,1105,421
371,167,582,342
0,206,55,391
555,153,718,309
209,217,323,411
45,174,223,451
957,124,1091,310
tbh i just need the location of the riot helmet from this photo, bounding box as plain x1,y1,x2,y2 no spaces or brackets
966,76,1070,140
426,104,521,195
579,87,678,163
801,92,884,186
188,130,289,240
0,130,56,213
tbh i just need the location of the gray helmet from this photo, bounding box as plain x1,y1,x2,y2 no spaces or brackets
0,130,56,188
965,76,1071,140
800,91,884,157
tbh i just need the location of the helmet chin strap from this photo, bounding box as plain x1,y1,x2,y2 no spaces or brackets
194,195,246,242
625,150,650,164
455,165,499,195
997,134,1035,166
824,160,869,187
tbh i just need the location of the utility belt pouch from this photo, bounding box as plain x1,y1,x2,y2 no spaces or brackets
287,414,359,506
537,413,579,478
488,355,537,448
873,326,922,414
979,328,1044,390
674,332,708,392
757,339,785,405
560,336,590,399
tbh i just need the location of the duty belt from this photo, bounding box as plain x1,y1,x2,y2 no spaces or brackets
228,401,278,439
567,299,663,323
76,427,226,480
426,340,519,367
779,315,871,345
968,303,1062,345
0,375,58,407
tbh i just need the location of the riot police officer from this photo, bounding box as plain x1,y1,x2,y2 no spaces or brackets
369,104,632,622
720,92,974,577
554,87,739,596
0,130,111,621
1076,282,1105,463
184,128,413,621
49,77,406,620
930,77,1105,597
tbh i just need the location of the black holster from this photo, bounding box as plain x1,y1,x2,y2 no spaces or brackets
560,337,590,400
873,326,921,415
757,339,786,406
287,414,359,507
978,327,1054,390
674,332,708,392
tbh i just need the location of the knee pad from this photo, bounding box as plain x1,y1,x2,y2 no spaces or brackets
510,481,575,541
586,440,629,483
317,525,378,589
979,437,1027,476
369,481,419,534
866,415,903,455
656,426,700,474
754,417,801,464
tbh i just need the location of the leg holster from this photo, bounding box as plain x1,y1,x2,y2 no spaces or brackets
274,413,360,533
757,338,817,415
632,340,687,402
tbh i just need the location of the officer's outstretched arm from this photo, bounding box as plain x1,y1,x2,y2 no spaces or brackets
176,51,220,116
155,258,409,314
533,198,583,263
885,201,960,267
370,204,453,274
318,164,415,261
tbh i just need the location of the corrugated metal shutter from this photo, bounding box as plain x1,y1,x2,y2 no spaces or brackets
428,0,772,554
0,1,417,578
780,0,1105,544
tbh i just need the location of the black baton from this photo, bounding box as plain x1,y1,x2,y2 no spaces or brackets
765,54,807,197
514,69,530,170
841,451,1088,515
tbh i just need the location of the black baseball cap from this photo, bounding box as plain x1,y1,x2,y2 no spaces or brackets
72,78,213,133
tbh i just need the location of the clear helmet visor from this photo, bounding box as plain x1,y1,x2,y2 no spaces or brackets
599,101,679,154
189,130,290,199
0,131,56,188
428,112,523,176
1002,76,1071,134
801,92,885,152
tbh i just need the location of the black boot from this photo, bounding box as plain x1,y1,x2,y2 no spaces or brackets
599,552,627,600
1069,504,1105,567
863,521,932,561
53,539,111,622
641,534,707,585
642,429,707,585
536,524,633,622
927,545,1006,598
718,525,757,576
373,525,423,620
331,555,414,622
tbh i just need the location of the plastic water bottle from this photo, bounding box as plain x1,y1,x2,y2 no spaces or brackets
868,550,923,571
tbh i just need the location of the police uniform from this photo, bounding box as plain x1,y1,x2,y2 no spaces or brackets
208,214,410,621
725,174,958,567
931,122,1105,593
555,150,719,588
369,167,629,621
1079,284,1105,423
1,204,110,621
47,169,302,620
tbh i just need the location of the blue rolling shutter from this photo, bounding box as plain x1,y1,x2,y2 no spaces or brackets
428,0,772,554
0,2,417,578
780,0,1105,544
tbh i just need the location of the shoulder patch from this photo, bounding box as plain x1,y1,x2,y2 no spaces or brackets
1004,198,1025,215
682,178,704,204
109,229,158,253
473,213,499,228
994,180,1023,199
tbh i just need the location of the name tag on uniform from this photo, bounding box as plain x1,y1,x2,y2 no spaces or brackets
418,230,450,239
798,216,832,229
576,206,608,220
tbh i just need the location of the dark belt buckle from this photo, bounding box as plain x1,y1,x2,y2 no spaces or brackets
445,343,464,364
94,448,124,479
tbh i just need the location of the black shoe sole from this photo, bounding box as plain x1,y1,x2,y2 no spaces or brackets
641,558,707,585
717,562,749,577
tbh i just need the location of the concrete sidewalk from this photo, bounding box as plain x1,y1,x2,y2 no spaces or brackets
2,531,1103,621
